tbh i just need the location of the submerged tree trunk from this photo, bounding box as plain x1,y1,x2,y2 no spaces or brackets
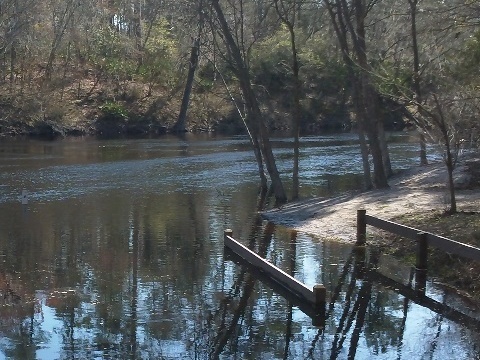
173,38,200,133
217,65,268,191
274,0,302,200
351,0,389,188
211,0,287,204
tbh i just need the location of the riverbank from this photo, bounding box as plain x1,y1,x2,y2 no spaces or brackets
263,155,480,241
263,154,480,300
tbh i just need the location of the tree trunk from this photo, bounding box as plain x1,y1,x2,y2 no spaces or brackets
290,28,301,201
352,0,389,188
211,0,287,204
440,119,457,213
445,148,457,214
377,119,393,177
352,79,373,189
409,0,429,166
358,123,373,190
217,65,269,191
173,38,200,133
274,1,302,200
434,95,457,214
325,0,373,189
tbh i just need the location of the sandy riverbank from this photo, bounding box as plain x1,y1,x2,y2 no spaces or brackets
262,156,480,242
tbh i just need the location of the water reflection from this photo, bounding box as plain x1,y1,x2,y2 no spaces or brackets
0,134,477,359
221,230,480,359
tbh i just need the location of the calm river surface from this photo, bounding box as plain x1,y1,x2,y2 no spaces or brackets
0,133,479,359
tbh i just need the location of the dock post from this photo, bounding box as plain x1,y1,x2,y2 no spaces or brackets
415,232,428,294
416,232,428,271
224,229,233,242
356,209,367,246
353,246,366,279
313,284,326,308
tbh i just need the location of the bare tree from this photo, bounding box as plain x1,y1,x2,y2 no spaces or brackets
408,0,428,166
210,0,287,204
324,0,391,189
273,0,304,200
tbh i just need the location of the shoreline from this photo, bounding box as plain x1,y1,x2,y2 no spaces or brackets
262,157,480,242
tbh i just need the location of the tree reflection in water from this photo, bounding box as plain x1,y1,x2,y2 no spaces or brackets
0,136,479,359
220,227,480,360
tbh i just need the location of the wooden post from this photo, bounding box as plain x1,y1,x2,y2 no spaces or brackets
313,284,326,307
356,209,367,246
415,268,427,295
224,229,233,242
353,246,366,279
416,232,428,271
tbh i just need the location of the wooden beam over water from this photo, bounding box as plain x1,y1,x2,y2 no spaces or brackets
224,229,326,307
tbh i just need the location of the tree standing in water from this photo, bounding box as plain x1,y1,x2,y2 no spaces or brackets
210,0,287,204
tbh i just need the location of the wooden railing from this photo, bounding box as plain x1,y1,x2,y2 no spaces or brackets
356,209,480,269
224,229,326,308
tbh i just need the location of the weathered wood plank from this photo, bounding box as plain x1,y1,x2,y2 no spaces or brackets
365,215,419,240
224,231,325,305
225,248,325,326
365,214,480,262
426,233,480,262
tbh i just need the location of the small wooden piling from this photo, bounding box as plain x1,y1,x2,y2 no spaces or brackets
224,229,326,307
356,209,367,246
415,268,427,294
313,285,326,309
416,232,428,271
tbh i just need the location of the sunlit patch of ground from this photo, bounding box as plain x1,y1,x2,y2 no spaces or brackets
262,155,480,301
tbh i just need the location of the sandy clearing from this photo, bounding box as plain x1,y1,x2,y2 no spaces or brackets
261,159,480,242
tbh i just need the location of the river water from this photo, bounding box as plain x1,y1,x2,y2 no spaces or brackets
0,133,478,359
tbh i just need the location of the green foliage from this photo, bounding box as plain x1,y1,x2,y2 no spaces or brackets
373,61,414,98
140,18,179,87
89,26,137,80
100,101,128,121
250,26,293,92
250,28,348,97
455,30,480,85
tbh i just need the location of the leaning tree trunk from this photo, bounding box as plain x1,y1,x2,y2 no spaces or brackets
211,0,287,204
173,38,200,133
217,65,269,192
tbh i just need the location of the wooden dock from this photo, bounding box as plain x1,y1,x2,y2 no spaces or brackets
224,229,326,308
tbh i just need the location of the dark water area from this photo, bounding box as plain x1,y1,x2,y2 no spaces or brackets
0,133,478,359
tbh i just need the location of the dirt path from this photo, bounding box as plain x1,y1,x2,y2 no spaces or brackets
262,159,480,241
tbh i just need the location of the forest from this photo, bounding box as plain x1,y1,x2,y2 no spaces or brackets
1,0,479,202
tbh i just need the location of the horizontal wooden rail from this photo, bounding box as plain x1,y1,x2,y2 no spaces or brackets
358,210,480,262
224,229,326,307
225,249,325,327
